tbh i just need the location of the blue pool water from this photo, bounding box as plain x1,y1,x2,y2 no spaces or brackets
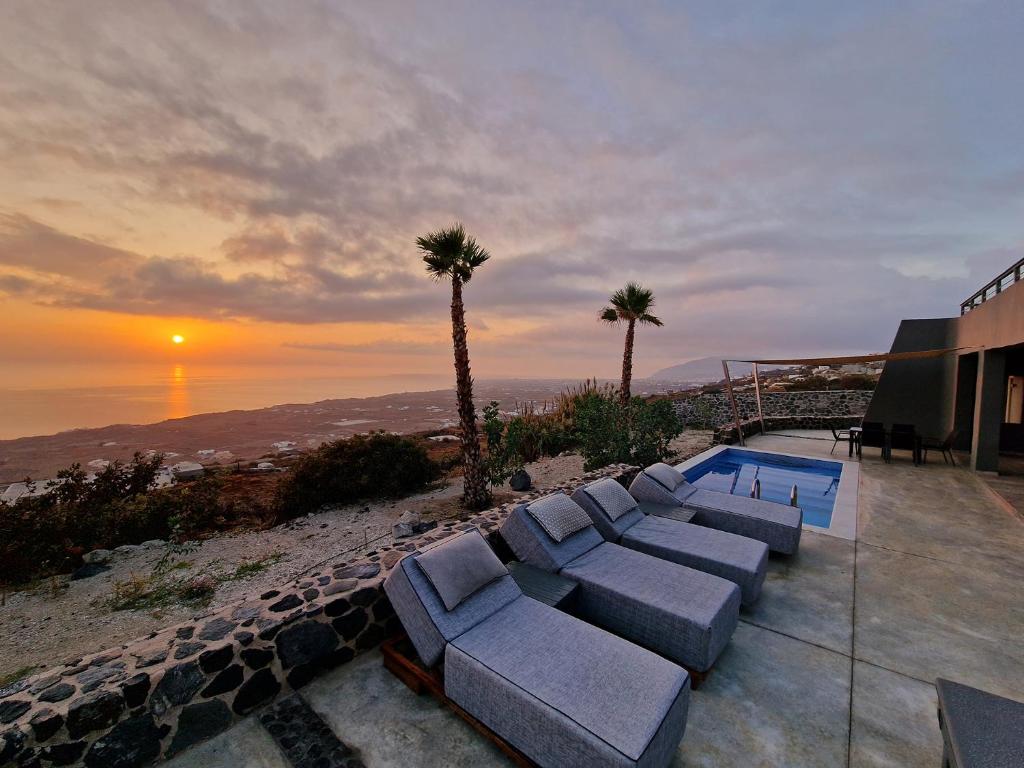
682,448,842,528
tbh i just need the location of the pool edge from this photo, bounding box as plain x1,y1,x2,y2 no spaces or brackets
674,444,858,542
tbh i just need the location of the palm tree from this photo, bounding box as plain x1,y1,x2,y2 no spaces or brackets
417,223,492,510
599,282,664,405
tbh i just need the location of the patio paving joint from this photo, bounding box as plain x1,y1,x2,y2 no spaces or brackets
848,656,935,688
857,539,963,567
737,619,851,661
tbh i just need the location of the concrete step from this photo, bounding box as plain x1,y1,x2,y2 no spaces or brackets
259,693,364,768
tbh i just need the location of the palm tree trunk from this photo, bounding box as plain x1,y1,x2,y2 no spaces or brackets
449,276,491,510
620,319,635,405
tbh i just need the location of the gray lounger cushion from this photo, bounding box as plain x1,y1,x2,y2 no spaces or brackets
935,677,1024,768
527,492,596,543
416,529,508,610
575,479,768,605
583,477,638,521
572,481,646,542
683,489,802,555
645,462,688,493
383,535,522,666
562,542,741,672
620,515,768,605
628,466,698,507
502,501,604,572
447,595,689,768
630,467,803,555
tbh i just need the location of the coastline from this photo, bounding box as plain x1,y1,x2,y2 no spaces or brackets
0,379,674,482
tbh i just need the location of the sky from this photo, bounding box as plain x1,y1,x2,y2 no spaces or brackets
1,0,1023,383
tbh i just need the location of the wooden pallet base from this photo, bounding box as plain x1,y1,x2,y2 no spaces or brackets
687,666,709,690
380,634,536,768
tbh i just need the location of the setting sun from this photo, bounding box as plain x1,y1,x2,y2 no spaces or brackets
171,334,185,345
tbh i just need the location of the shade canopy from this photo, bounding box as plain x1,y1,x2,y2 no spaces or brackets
726,348,963,366
718,347,967,446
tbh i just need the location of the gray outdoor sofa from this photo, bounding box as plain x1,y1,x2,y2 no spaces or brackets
572,477,769,605
383,530,690,768
629,462,803,555
500,492,741,674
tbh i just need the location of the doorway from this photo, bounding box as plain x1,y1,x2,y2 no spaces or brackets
1007,376,1024,424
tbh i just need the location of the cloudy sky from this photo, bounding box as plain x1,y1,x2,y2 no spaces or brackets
1,0,1022,381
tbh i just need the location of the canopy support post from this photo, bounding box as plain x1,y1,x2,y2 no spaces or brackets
753,362,766,437
722,360,745,447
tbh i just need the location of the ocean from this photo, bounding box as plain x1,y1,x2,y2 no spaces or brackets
0,365,454,440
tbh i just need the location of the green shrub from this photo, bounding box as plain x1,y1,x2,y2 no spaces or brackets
571,392,683,471
276,432,441,516
484,402,575,486
483,401,505,449
0,494,75,584
0,453,171,584
627,398,683,467
121,475,225,541
571,392,629,471
0,452,247,585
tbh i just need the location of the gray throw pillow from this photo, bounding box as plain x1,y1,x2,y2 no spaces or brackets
527,493,594,543
646,462,685,492
415,530,508,611
584,477,638,521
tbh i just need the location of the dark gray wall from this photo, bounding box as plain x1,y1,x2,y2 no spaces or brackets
864,318,959,439
868,275,1024,457
971,349,1007,471
953,354,978,451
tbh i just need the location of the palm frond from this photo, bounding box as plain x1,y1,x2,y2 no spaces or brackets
459,237,491,282
416,222,490,282
599,307,620,323
601,281,659,321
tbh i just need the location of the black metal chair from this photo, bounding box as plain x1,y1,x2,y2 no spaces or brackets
921,429,958,465
830,427,852,455
859,421,889,462
890,423,921,465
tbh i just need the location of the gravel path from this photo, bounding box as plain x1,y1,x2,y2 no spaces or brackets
0,431,713,683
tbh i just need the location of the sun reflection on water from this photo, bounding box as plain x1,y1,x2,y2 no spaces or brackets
168,365,191,420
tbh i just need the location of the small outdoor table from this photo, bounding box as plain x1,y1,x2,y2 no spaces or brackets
636,500,698,524
936,677,1024,767
506,560,578,611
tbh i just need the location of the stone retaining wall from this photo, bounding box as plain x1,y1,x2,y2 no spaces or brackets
713,415,866,444
674,390,874,429
0,464,638,768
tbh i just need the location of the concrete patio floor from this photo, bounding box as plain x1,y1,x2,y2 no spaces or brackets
168,432,1024,768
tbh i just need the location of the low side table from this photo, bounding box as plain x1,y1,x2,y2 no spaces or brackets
506,561,578,611
636,500,697,524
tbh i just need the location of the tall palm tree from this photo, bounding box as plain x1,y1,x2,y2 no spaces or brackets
600,282,664,405
417,223,492,510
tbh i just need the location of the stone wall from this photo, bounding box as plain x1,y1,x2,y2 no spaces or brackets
674,390,874,429
0,464,638,768
712,415,864,444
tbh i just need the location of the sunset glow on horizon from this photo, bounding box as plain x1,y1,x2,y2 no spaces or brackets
0,2,1022,388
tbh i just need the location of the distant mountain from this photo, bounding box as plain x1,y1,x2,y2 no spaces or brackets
646,356,770,382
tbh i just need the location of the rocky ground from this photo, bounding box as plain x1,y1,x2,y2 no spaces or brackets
0,431,713,685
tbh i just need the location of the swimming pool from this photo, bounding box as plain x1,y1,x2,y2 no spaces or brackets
681,448,843,528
